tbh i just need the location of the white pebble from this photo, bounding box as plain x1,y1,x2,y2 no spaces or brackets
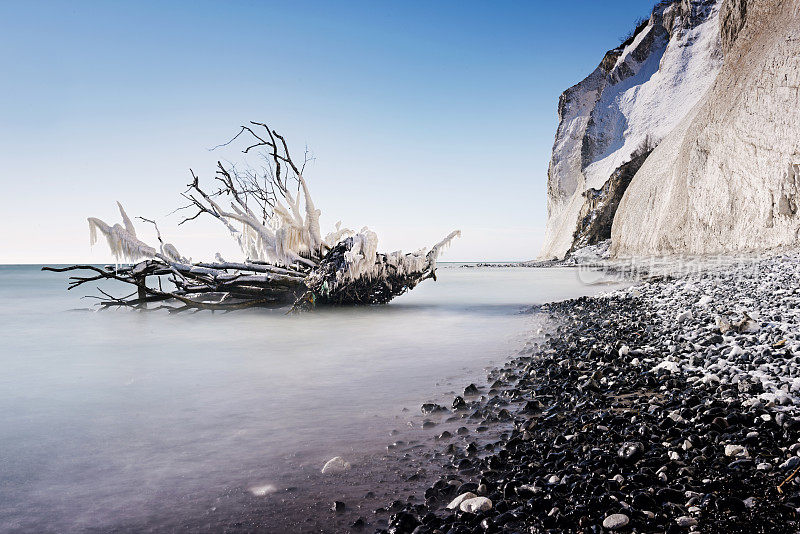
446,492,476,510
697,295,712,306
459,496,492,513
724,445,747,457
248,484,276,496
321,456,351,474
603,513,630,530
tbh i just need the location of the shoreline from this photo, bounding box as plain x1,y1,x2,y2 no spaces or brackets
377,252,800,533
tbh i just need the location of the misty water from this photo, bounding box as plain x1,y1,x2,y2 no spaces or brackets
0,265,622,532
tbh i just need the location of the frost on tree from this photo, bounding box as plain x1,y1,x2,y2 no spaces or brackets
46,122,460,311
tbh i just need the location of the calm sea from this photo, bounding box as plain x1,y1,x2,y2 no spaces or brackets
0,264,622,532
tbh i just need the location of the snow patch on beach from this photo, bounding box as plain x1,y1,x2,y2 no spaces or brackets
616,252,800,410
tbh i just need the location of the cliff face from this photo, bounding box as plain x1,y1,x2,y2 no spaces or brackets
540,0,723,259
571,146,653,251
611,0,800,256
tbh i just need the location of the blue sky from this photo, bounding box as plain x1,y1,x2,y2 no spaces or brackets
0,0,656,263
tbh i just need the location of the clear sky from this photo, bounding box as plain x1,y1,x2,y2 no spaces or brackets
0,0,657,263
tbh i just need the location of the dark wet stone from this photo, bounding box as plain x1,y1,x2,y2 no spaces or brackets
711,416,729,431
420,512,438,525
421,403,448,415
729,458,754,470
495,511,518,526
717,496,746,513
784,457,800,471
331,500,345,513
464,384,480,396
656,487,684,504
515,484,539,498
457,458,473,471
456,482,479,495
618,441,645,462
523,399,543,413
452,396,467,410
632,492,656,510
387,511,420,534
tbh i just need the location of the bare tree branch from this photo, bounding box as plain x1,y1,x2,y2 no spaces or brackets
47,121,460,312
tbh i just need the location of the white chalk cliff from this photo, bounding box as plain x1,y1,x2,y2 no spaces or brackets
541,0,724,260
612,0,800,255
542,0,800,259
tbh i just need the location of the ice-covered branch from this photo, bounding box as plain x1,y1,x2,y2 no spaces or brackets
54,121,460,311
87,203,157,263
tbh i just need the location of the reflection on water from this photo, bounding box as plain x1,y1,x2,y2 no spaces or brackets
0,264,622,532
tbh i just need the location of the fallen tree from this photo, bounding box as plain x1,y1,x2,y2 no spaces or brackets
45,122,460,312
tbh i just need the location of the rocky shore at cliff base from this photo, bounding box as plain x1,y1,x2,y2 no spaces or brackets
378,252,800,533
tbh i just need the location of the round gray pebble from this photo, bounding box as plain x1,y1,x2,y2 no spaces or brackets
603,513,630,530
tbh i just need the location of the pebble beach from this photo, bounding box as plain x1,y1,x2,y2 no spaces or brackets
375,252,800,533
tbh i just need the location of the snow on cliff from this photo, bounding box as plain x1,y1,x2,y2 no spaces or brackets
612,0,800,256
540,0,723,259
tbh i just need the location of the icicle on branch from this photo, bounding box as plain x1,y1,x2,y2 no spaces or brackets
47,121,460,311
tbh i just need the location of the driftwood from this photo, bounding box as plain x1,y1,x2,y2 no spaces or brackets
47,121,459,312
